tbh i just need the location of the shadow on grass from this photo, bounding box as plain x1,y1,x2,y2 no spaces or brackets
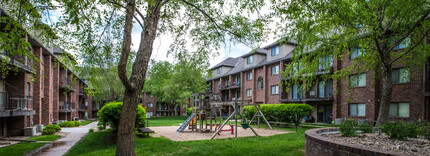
66,126,318,156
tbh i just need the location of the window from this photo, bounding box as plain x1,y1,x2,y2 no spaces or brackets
350,48,364,59
257,77,263,90
26,82,30,96
389,103,409,118
318,80,333,98
217,80,221,87
236,76,241,85
236,91,241,99
148,103,153,107
246,72,252,80
217,68,221,74
349,104,366,116
292,63,303,75
85,102,88,106
271,46,279,56
350,74,366,87
271,65,279,75
246,89,252,97
247,56,253,64
271,85,279,94
148,112,153,116
318,55,333,71
392,68,410,84
292,84,303,99
392,37,410,50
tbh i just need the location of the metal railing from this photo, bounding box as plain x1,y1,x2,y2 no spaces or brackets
0,50,33,71
0,92,33,110
59,78,74,90
59,102,75,110
80,104,86,110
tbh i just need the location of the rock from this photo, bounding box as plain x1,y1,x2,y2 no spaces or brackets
412,149,418,152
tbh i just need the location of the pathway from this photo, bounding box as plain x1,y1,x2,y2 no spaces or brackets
37,121,98,156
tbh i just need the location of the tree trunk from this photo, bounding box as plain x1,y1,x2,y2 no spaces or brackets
116,89,139,155
174,104,178,116
376,64,393,126
115,0,162,155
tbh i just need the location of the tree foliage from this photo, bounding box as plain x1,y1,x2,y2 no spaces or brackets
144,52,209,113
273,0,430,123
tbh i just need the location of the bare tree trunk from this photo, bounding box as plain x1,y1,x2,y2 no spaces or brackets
376,63,393,126
115,0,162,155
116,89,139,155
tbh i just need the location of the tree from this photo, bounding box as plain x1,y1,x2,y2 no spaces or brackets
144,52,209,116
274,0,430,125
55,0,266,155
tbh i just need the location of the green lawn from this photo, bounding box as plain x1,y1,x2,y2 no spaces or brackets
147,116,188,127
80,119,96,126
65,126,313,156
0,135,61,156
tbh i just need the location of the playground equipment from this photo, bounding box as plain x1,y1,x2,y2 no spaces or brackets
176,93,272,140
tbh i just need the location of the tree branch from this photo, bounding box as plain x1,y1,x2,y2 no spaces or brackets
390,27,430,64
107,0,144,28
387,10,430,52
117,0,136,90
181,0,238,37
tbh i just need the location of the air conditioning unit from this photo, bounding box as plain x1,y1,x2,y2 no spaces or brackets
24,127,36,136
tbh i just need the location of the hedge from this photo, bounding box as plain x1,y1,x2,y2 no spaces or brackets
42,124,61,135
242,104,313,124
98,101,146,132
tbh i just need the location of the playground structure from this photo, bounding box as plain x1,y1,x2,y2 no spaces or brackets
176,93,272,140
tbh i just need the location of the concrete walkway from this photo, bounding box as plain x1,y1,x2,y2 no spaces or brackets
37,121,98,156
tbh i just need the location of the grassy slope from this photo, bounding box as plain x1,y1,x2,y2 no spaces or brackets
147,116,188,127
80,120,95,126
66,127,313,156
0,135,61,156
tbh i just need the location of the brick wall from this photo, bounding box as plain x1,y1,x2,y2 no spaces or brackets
42,54,53,125
52,62,59,121
142,93,157,116
267,63,281,104
33,46,43,125
305,128,403,156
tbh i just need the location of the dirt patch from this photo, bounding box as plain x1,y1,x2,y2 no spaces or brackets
149,126,289,141
323,133,430,156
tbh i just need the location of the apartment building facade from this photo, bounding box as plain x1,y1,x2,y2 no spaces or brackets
0,7,94,137
208,41,430,124
141,92,189,117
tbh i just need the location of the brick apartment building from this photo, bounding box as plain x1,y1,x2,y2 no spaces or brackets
141,92,189,117
207,41,430,124
0,7,94,137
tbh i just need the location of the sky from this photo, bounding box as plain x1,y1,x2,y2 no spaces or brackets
43,1,277,68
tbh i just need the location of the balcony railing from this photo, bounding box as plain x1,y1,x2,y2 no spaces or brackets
59,78,75,91
59,102,75,111
0,50,34,73
0,92,33,110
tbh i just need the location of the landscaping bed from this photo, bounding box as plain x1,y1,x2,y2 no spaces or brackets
323,132,430,156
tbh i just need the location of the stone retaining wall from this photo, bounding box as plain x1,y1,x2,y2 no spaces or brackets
305,128,406,156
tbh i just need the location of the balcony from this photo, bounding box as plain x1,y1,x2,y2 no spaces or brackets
59,78,76,92
229,81,240,89
79,104,86,112
0,50,35,73
0,92,35,117
59,102,75,112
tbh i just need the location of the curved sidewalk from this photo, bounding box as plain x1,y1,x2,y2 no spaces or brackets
37,121,98,156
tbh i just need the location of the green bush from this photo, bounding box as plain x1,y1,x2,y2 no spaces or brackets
73,121,81,127
98,101,146,132
98,125,106,130
42,124,61,135
417,121,430,138
381,121,419,140
358,121,373,133
186,107,194,116
59,121,75,127
340,120,356,137
242,104,313,125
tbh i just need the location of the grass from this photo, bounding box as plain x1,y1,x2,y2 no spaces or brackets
0,134,61,156
301,122,339,127
147,116,188,127
65,126,314,156
80,119,96,126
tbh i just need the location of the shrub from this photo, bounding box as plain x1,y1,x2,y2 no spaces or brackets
73,121,81,127
417,121,430,138
89,129,94,133
242,104,313,125
381,121,419,140
186,107,194,116
340,120,357,137
42,124,61,135
98,125,106,130
59,121,75,127
98,101,146,132
358,121,373,133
